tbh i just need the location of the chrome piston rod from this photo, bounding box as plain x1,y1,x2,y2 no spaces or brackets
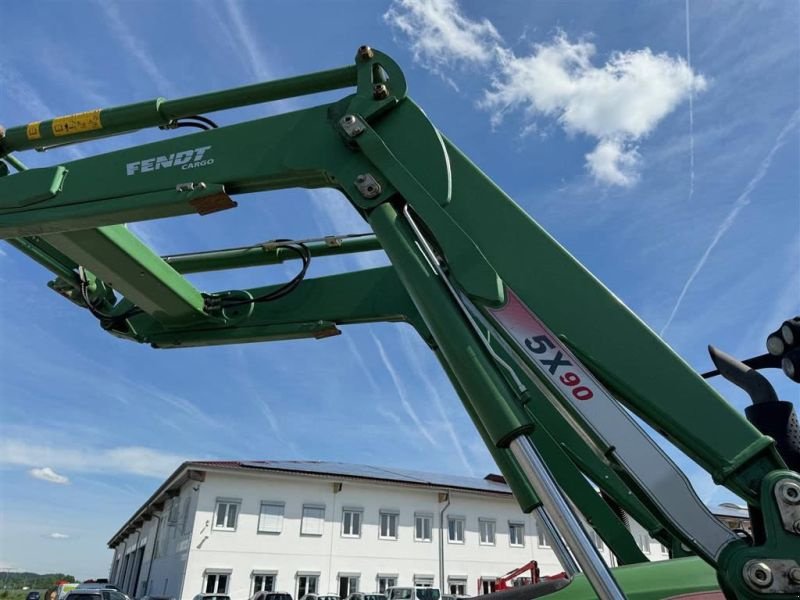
533,506,580,577
510,436,627,600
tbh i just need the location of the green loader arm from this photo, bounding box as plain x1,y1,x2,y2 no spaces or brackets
1,47,798,599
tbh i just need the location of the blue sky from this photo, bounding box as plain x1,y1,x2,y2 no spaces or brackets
1,0,798,580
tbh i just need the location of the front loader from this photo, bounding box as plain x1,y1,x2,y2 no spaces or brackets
1,46,798,599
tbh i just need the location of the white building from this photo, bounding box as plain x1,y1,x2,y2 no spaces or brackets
107,461,668,600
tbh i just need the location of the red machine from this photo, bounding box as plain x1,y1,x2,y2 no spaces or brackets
480,561,567,594
496,561,540,590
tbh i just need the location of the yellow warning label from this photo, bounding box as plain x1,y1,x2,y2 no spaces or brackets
52,109,102,137
26,121,42,140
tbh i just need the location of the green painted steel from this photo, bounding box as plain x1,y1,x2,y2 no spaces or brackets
543,557,720,599
7,237,81,289
163,235,382,274
435,348,648,565
368,202,533,446
434,352,543,513
0,165,67,208
1,47,797,598
141,267,425,348
45,226,206,325
0,66,357,154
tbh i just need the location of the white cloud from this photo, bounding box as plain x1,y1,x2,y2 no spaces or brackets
384,0,500,72
485,35,705,186
384,1,706,186
2,438,185,478
29,466,70,485
47,532,70,540
585,139,641,188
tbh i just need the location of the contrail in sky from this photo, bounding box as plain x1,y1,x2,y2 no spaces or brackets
686,0,696,201
660,108,800,336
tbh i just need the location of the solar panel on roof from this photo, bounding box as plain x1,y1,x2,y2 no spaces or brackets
238,460,511,493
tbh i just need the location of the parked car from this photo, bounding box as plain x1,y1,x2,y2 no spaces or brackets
76,585,121,592
63,589,132,600
251,592,292,600
26,592,40,600
346,593,387,600
191,594,231,600
301,594,338,600
387,588,441,600
192,595,231,600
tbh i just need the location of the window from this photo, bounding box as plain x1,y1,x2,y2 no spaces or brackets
168,498,179,524
479,579,496,595
213,500,240,531
181,497,192,535
204,572,229,594
638,533,651,554
253,573,276,594
414,575,434,588
447,517,465,543
536,525,550,548
338,575,359,597
414,514,432,542
301,505,325,536
342,509,362,537
297,574,318,597
589,530,604,551
119,554,130,588
379,511,399,539
448,579,466,595
479,519,496,545
158,519,169,557
509,522,525,547
377,576,397,593
259,502,284,534
110,558,120,583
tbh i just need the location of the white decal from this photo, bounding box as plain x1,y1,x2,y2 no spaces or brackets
126,146,213,176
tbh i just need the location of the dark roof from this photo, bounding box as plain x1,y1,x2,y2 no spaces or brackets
108,460,510,548
232,460,513,494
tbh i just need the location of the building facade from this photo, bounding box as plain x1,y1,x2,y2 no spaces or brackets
107,461,668,600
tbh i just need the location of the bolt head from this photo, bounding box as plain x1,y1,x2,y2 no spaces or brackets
373,83,389,100
789,567,800,585
357,45,374,60
745,562,773,588
356,175,366,183
779,480,800,504
343,115,356,124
